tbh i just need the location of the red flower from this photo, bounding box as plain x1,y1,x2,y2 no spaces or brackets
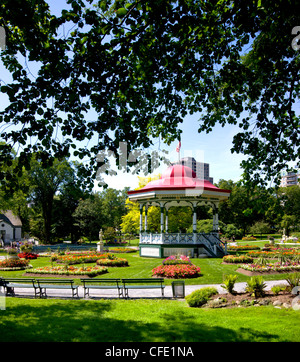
152,264,200,279
18,252,38,260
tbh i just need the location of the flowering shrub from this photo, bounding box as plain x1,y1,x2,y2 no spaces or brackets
6,247,18,255
20,242,33,253
152,264,201,279
96,257,129,267
0,258,30,270
162,255,192,265
239,262,300,273
29,265,108,277
18,252,38,260
228,244,260,251
223,255,253,264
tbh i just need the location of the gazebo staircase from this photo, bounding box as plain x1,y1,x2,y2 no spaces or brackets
199,234,227,258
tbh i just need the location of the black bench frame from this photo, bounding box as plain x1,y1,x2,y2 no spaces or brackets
122,278,165,299
36,279,79,298
81,278,123,298
2,278,40,298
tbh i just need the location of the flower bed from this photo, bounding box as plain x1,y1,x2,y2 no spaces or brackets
0,258,32,271
152,264,201,279
51,252,112,265
222,255,253,264
162,255,192,265
108,248,136,253
18,252,38,260
248,249,300,258
96,258,129,267
242,236,257,241
227,244,260,251
28,265,108,277
238,262,300,273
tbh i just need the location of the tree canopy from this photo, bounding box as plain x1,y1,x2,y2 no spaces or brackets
0,0,299,188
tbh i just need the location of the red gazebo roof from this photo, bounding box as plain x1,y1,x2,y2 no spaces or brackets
128,165,231,195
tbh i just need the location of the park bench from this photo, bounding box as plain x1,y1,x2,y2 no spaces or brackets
36,279,79,298
81,278,123,298
122,278,165,299
2,278,40,297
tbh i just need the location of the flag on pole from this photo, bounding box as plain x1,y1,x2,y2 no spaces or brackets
176,140,181,153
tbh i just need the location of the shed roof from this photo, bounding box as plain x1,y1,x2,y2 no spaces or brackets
0,210,22,227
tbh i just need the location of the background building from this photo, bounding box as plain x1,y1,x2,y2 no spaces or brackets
172,157,214,183
0,210,22,245
280,170,300,187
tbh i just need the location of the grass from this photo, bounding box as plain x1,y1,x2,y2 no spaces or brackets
1,248,300,342
1,297,299,342
0,249,297,285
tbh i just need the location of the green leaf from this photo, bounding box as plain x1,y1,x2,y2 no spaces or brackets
116,8,127,17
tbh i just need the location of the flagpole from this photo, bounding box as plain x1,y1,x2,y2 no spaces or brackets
176,138,181,163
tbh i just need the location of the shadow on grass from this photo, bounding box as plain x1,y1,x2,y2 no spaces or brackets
0,299,282,342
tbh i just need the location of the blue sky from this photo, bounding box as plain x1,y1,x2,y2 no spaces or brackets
97,115,246,190
2,1,297,192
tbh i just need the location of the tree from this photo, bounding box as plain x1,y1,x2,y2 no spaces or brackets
216,179,275,234
280,186,300,220
0,1,298,188
280,214,298,236
187,219,227,234
73,195,103,242
249,221,272,236
99,188,128,230
120,198,140,235
168,207,192,233
27,157,76,243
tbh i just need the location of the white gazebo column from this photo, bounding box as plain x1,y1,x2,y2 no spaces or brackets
212,205,219,232
215,209,219,232
139,204,143,233
192,206,197,233
144,205,148,232
165,208,169,232
160,204,164,233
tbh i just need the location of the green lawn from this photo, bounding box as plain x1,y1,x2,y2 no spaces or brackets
0,249,297,285
1,298,299,342
1,249,300,342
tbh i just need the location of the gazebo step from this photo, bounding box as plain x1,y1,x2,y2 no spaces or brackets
198,253,208,258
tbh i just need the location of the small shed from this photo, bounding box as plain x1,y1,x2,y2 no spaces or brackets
0,210,22,245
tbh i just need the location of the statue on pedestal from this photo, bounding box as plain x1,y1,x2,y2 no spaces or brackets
97,228,104,253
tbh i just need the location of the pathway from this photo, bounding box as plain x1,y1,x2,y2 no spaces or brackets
0,279,289,299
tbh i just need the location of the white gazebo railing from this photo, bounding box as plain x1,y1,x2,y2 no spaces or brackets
140,232,227,255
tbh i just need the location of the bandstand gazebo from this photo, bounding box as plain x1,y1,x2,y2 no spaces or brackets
127,164,231,258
